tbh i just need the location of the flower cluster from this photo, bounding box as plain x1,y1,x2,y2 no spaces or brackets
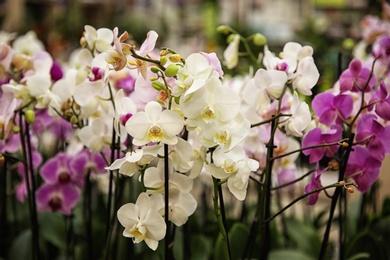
1,6,389,255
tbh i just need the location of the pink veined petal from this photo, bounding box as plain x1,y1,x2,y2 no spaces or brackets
40,157,61,183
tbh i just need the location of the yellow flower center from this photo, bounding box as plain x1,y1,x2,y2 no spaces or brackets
147,125,164,142
201,105,216,123
223,159,237,174
214,130,228,144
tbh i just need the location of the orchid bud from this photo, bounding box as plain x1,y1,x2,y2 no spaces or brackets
150,66,160,74
216,25,231,35
160,49,169,56
226,34,237,44
169,54,182,63
12,125,20,133
25,109,35,124
328,159,339,171
252,33,267,46
152,81,164,91
165,63,179,77
160,56,168,66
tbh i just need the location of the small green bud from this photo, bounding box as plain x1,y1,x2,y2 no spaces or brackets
165,63,179,77
152,81,164,91
160,56,168,66
226,34,238,44
252,33,267,46
216,25,231,35
342,38,355,50
25,109,35,124
70,115,79,125
12,125,20,133
150,66,160,74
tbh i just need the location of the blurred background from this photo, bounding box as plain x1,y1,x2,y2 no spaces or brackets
0,0,382,55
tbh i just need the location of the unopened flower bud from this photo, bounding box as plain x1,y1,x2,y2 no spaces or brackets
152,81,164,91
346,187,354,193
160,56,168,66
150,66,160,74
70,115,79,125
165,63,179,77
12,125,20,133
252,33,267,46
160,49,169,56
216,25,231,35
80,36,87,48
341,142,349,148
169,54,182,63
25,109,35,124
328,159,339,171
227,34,238,44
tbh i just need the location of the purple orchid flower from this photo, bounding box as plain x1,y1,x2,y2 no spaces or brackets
345,146,382,193
304,165,328,205
370,81,390,120
339,58,376,93
372,35,390,61
302,125,343,163
40,152,87,188
36,182,80,215
355,113,390,161
15,151,43,203
312,92,353,125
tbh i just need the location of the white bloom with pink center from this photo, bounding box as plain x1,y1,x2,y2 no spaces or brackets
285,91,311,137
117,192,166,250
125,101,184,146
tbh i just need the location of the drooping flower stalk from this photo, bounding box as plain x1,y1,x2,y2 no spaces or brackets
19,111,40,260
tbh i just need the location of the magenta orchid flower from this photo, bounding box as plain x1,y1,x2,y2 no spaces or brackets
304,165,328,205
40,152,87,188
355,113,390,161
345,146,382,193
369,81,390,120
339,58,376,92
36,182,80,215
312,92,353,125
302,125,343,163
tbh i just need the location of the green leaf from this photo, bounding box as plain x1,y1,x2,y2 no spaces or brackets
213,222,249,260
38,212,67,251
269,249,315,260
8,229,32,260
190,235,212,260
285,218,321,257
346,252,370,260
346,231,386,260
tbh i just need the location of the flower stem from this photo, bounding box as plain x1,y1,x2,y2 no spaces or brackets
19,112,40,260
212,177,232,260
164,144,173,259
0,155,7,256
318,134,355,260
84,171,92,260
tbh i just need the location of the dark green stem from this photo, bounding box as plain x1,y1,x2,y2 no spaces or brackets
19,112,40,260
164,144,173,259
212,177,232,260
0,155,7,257
84,171,92,260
